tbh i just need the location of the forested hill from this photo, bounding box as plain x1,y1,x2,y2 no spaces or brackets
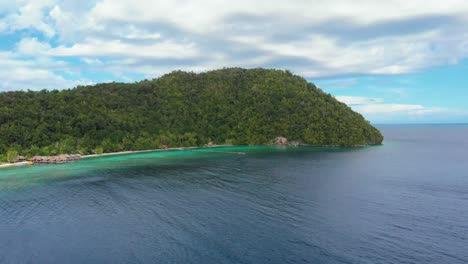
0,68,383,159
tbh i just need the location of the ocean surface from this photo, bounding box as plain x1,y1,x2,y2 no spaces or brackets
0,125,467,264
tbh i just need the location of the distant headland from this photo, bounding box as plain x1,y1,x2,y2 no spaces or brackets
0,68,383,165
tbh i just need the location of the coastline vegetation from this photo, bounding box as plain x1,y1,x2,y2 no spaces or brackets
0,68,383,162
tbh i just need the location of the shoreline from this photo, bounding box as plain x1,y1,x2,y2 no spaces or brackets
0,145,232,169
81,145,207,159
0,161,31,169
0,143,382,169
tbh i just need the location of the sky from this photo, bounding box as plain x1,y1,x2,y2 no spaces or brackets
0,0,467,124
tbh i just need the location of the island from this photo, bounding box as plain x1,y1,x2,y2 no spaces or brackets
0,68,383,164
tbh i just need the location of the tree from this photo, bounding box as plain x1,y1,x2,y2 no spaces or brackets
0,68,383,157
7,150,18,163
95,147,104,155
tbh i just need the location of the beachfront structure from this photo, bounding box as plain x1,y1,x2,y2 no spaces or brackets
30,154,81,164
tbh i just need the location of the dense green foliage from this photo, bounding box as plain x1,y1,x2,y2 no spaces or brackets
6,150,18,163
0,68,383,161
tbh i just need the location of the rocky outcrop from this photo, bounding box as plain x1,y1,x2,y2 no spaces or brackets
275,137,288,145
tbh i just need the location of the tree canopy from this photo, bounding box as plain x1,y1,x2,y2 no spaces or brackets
0,68,383,161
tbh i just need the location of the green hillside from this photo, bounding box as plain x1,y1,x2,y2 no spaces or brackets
0,68,383,160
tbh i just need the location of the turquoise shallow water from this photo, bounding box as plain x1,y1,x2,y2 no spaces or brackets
0,146,328,191
0,146,355,192
1,125,467,263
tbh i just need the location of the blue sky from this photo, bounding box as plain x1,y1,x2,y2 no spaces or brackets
1,1,467,124
315,61,468,123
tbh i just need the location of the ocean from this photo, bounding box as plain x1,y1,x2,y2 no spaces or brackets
0,125,467,263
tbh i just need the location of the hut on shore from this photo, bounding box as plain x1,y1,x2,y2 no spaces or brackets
15,156,26,162
29,154,81,164
31,156,42,163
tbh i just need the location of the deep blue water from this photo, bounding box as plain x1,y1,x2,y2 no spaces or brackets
1,125,467,263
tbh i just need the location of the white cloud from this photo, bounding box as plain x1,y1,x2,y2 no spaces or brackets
49,38,198,59
16,37,51,55
0,51,89,91
354,103,425,114
336,95,468,123
85,0,468,33
1,0,462,78
1,0,468,80
0,21,6,32
335,96,384,105
1,0,56,37
1,0,468,106
337,95,434,114
364,107,468,124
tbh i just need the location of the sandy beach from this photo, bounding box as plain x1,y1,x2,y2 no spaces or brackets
0,145,231,169
0,161,31,169
81,147,187,159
